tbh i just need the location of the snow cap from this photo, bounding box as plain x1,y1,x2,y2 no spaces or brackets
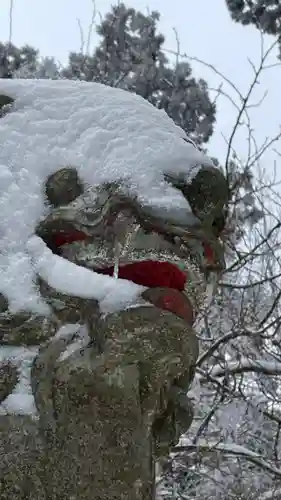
0,79,214,313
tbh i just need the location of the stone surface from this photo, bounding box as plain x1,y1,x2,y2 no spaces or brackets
0,415,45,500
30,305,198,500
0,303,198,500
166,165,229,236
45,167,84,207
0,312,58,346
0,94,14,117
0,362,19,404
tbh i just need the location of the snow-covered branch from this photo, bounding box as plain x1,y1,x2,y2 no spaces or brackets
173,440,281,479
196,329,253,367
208,358,281,378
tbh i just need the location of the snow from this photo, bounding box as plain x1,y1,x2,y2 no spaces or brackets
56,323,91,362
178,439,281,478
0,346,38,415
27,235,147,314
209,357,281,378
0,78,215,314
0,323,90,414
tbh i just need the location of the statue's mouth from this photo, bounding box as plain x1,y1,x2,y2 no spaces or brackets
94,259,198,324
36,221,220,323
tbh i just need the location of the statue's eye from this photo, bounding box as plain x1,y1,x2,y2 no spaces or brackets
35,168,85,254
44,167,84,208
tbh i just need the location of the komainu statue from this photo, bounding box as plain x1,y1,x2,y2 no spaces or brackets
0,79,228,499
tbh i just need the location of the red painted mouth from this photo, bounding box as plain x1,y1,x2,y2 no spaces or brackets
96,260,187,290
95,260,195,324
53,230,89,248
49,229,215,324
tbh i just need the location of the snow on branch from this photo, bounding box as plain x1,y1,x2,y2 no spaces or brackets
208,357,281,378
196,329,254,367
174,440,281,478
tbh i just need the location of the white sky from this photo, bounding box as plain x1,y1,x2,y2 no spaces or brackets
1,0,281,175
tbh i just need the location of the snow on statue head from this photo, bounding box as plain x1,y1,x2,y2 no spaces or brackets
0,80,228,499
0,79,227,322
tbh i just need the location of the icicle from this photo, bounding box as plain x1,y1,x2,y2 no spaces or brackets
113,223,141,279
113,240,122,279
121,223,140,257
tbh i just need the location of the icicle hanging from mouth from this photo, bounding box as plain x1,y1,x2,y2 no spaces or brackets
113,223,141,279
121,223,140,257
113,240,121,279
